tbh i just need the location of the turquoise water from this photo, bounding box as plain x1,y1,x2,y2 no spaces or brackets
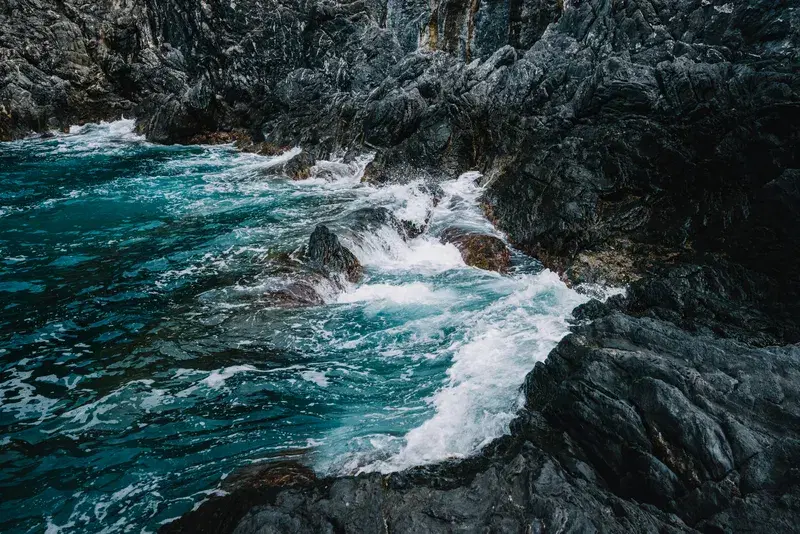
0,121,585,533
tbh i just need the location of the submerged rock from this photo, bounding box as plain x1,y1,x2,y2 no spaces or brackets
262,281,324,309
307,225,363,284
441,228,511,273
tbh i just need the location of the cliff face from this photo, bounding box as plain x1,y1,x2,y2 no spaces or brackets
3,0,800,532
4,0,797,288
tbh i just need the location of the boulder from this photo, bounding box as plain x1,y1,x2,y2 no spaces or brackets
441,228,511,272
281,151,316,180
260,151,316,180
307,225,363,284
340,207,403,236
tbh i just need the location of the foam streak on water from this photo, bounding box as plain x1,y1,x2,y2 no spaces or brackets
0,121,591,533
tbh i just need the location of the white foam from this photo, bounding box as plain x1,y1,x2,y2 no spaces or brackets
67,118,139,138
253,146,303,172
337,282,454,305
45,517,76,534
430,171,499,236
300,370,330,387
58,380,157,433
200,365,260,390
305,153,374,184
0,369,59,424
344,228,465,273
353,270,587,474
54,119,145,156
357,180,435,227
575,282,628,301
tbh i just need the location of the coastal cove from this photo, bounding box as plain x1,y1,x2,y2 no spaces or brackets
2,0,800,532
0,122,588,533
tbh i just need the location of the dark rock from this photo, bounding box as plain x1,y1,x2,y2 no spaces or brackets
363,89,427,146
619,258,800,346
161,462,317,534
5,0,800,531
186,130,252,146
262,281,324,309
236,140,286,157
178,306,800,534
400,219,427,239
307,225,363,284
280,151,316,180
441,228,511,272
340,207,404,237
571,299,611,322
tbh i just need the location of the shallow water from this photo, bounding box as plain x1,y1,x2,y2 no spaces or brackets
0,121,586,533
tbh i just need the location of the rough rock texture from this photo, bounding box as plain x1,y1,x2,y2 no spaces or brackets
262,281,325,308
4,0,797,291
164,259,800,533
441,227,511,272
307,225,363,284
4,0,800,531
161,462,318,534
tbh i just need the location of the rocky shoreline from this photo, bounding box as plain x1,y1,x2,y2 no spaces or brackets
3,0,799,531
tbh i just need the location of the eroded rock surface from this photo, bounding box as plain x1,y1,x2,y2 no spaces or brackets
441,228,511,273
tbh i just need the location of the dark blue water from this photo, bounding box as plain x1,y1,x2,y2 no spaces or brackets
0,121,584,533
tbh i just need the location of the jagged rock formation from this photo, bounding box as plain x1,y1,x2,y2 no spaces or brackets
3,0,797,287
164,259,800,534
3,0,800,532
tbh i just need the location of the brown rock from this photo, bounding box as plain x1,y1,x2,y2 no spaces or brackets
235,138,286,156
441,228,511,273
282,151,315,180
221,461,317,493
186,130,250,145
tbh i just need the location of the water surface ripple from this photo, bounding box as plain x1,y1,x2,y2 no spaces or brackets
0,121,585,533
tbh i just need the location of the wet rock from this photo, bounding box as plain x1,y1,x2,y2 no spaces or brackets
284,152,315,180
262,281,324,309
171,254,800,534
186,130,252,146
237,141,285,157
570,298,611,322
620,258,800,346
400,219,427,239
222,461,317,493
255,151,317,179
441,228,511,273
161,462,316,534
564,243,643,287
6,0,800,531
339,207,405,237
363,89,427,147
307,225,362,284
